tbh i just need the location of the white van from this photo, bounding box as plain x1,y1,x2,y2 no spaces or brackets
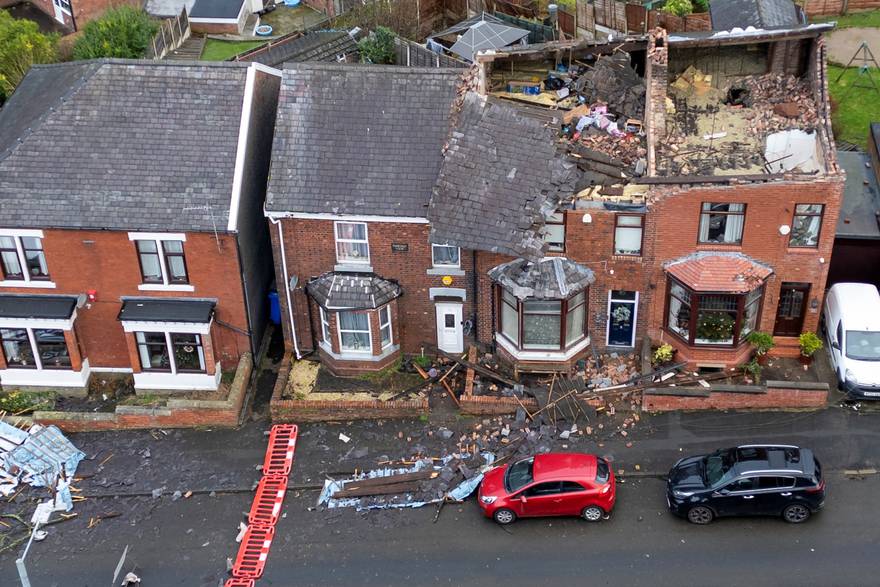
823,283,880,399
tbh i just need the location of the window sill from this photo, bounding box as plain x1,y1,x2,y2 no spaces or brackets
786,247,820,254
334,264,373,273
696,243,742,249
0,359,89,388
0,280,56,289
133,368,221,391
495,334,590,362
427,267,465,276
319,341,399,362
138,283,195,292
611,255,642,261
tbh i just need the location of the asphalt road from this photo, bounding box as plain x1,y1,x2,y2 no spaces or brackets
4,407,880,586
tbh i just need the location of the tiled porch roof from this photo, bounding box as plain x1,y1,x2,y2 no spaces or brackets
306,273,402,310
488,258,595,300
664,252,773,293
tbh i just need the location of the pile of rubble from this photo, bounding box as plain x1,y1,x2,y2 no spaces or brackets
740,74,820,136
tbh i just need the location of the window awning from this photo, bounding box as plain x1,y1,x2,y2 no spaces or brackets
664,252,773,293
0,295,79,320
488,258,595,300
118,299,216,323
306,272,402,310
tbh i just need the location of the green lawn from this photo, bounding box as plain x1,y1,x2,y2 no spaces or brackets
200,39,265,61
813,9,880,29
827,64,880,148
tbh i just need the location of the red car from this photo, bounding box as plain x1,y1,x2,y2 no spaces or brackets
478,453,616,524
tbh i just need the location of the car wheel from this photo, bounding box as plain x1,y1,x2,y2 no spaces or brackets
582,505,604,522
493,508,516,525
687,506,714,525
783,504,811,523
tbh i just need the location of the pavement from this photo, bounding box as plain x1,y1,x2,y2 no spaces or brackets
2,404,880,585
825,26,880,66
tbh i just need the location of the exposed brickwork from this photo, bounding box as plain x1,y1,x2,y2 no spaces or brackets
643,382,828,412
271,398,428,422
459,395,539,416
1,229,250,372
272,218,476,359
316,345,401,376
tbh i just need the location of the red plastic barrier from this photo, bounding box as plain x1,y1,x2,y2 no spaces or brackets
262,424,298,476
224,578,255,587
232,524,275,579
248,475,288,526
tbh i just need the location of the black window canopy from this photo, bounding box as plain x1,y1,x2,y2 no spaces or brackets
118,299,216,323
0,294,78,320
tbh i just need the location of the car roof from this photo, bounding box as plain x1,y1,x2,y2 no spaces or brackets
732,445,812,476
532,453,597,482
830,283,880,330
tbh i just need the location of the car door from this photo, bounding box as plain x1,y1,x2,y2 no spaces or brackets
712,477,759,516
755,476,797,515
557,481,590,516
829,320,845,375
518,482,564,517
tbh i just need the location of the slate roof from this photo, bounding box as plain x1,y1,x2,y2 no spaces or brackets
235,31,359,67
709,0,801,31
0,295,78,319
429,93,581,261
0,59,251,232
265,63,460,217
118,299,216,323
189,0,244,18
306,273,402,310
489,258,595,300
836,151,880,239
664,252,773,293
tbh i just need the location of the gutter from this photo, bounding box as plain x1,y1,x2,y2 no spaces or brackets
269,215,302,359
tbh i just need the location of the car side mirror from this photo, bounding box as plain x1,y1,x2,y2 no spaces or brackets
832,341,840,350
519,494,527,504
716,488,729,496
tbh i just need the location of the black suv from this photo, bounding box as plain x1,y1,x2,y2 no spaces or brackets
666,445,825,524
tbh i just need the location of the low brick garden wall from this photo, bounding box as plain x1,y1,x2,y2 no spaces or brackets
459,394,539,416
642,380,828,412
269,354,428,422
32,353,252,432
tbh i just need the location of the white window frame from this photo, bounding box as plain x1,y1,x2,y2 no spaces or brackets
379,305,393,349
606,290,639,348
319,307,331,344
128,232,194,291
135,331,207,374
0,326,72,371
334,221,370,265
431,244,461,269
336,310,372,353
0,230,55,288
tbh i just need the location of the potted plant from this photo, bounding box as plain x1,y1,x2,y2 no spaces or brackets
652,343,675,367
745,331,775,365
798,332,823,367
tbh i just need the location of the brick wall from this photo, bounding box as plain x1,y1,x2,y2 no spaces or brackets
272,218,477,358
2,229,250,371
459,394,539,415
643,381,828,411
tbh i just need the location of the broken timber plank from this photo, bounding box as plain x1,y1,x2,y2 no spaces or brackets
339,471,437,490
332,481,423,499
463,346,477,397
441,380,461,408
429,346,517,388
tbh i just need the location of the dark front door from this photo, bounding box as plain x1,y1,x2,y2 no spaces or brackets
608,291,638,347
774,282,810,336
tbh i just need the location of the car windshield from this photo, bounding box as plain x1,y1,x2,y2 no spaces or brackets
703,449,734,486
846,331,880,361
505,457,534,492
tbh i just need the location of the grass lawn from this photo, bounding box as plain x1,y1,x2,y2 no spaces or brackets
827,64,880,148
200,39,265,61
813,9,880,28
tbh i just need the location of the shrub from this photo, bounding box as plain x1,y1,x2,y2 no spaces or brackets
73,6,158,60
691,0,709,12
746,331,775,356
662,0,693,17
742,358,762,383
653,343,674,364
358,26,396,65
0,390,55,414
0,10,58,102
411,354,432,370
799,332,823,357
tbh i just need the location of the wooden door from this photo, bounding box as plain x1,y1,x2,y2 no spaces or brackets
774,283,810,336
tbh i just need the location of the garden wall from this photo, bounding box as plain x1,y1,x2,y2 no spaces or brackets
642,380,828,412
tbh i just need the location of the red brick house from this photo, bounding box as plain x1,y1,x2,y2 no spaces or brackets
2,0,141,32
268,24,844,377
0,59,281,392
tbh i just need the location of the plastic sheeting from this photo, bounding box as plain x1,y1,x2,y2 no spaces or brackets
318,452,496,511
765,129,820,174
0,423,85,495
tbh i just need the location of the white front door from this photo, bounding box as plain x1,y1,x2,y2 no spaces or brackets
435,303,463,353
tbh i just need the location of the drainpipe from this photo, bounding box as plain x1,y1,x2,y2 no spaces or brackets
269,215,302,359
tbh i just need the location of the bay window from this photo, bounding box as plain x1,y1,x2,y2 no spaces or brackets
135,332,205,373
319,307,331,344
379,305,392,348
1,327,70,369
337,311,371,352
665,278,765,347
497,287,588,351
699,203,745,245
335,222,369,264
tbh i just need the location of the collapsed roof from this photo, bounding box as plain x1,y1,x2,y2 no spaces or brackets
489,257,595,300
429,93,581,261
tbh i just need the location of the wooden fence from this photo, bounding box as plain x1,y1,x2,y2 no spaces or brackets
145,9,190,60
802,0,880,16
573,0,709,35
